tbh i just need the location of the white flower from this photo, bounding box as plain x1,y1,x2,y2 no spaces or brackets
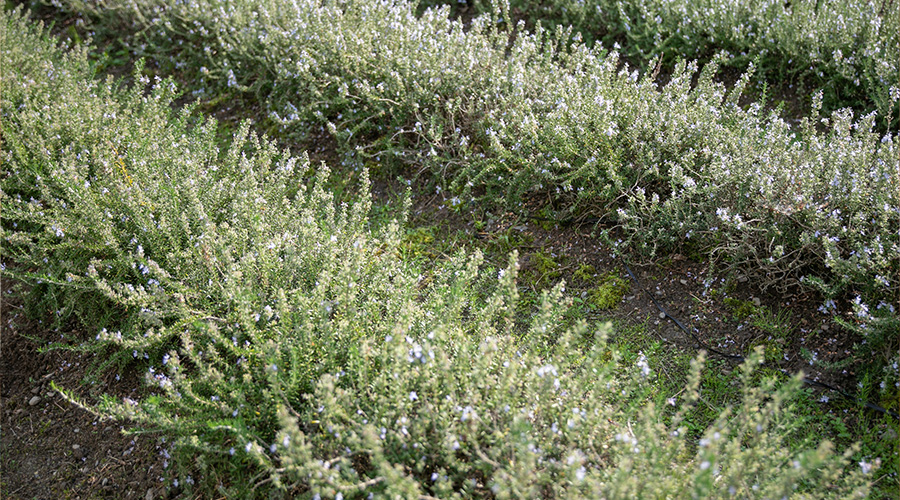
576,466,586,481
636,352,650,377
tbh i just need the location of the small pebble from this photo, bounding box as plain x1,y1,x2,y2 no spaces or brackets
31,386,41,395
752,297,761,307
102,478,109,487
658,312,666,320
146,488,155,500
679,279,688,285
28,396,41,406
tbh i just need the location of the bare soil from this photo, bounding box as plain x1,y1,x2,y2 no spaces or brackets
2,283,170,500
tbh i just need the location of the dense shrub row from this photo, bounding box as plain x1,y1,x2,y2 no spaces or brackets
48,0,898,362
0,8,879,498
420,0,899,122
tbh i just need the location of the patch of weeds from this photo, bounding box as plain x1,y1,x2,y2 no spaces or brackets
573,263,595,283
534,207,559,231
723,297,756,321
751,337,786,363
400,226,436,260
89,44,131,74
485,226,532,256
752,307,793,337
679,359,743,435
588,272,630,310
565,295,592,324
603,319,688,402
749,307,793,361
723,298,793,362
530,250,564,287
363,160,392,178
368,201,405,227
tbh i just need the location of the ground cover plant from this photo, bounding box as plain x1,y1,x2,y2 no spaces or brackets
1,6,891,498
38,0,899,387
419,0,900,125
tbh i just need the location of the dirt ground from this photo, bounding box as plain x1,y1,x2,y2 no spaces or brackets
1,284,170,500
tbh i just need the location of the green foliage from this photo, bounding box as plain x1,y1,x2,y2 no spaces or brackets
751,307,793,340
530,250,563,286
420,0,900,125
723,298,792,361
723,297,756,321
400,226,437,260
573,263,596,282
485,227,531,256
0,6,893,499
588,272,630,310
48,0,898,363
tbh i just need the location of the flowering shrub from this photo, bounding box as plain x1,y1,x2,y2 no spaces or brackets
0,8,881,497
421,0,900,122
52,0,898,361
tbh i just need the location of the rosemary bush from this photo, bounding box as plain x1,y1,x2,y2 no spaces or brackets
0,8,882,497
420,0,900,122
50,0,898,363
